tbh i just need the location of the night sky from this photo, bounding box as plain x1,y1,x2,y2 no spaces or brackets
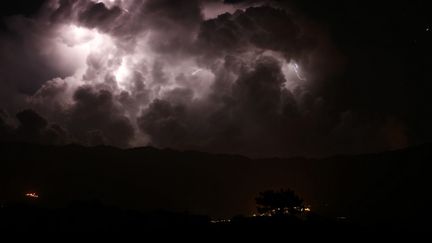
1,1,432,231
0,0,431,158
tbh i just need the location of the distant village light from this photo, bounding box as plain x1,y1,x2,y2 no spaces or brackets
210,219,231,224
25,192,39,199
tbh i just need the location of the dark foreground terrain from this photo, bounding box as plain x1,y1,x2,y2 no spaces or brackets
0,201,343,233
1,142,431,233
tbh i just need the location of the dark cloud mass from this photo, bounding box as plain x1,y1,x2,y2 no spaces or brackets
67,85,134,147
0,109,69,145
0,0,430,157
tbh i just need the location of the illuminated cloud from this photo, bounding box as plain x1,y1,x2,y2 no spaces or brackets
0,0,410,156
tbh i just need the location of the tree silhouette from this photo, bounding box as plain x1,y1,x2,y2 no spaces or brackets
255,189,304,216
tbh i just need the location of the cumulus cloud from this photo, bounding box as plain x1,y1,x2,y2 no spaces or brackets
0,109,69,145
66,85,135,147
0,0,414,156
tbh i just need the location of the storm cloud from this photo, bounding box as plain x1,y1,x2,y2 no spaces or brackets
0,0,426,157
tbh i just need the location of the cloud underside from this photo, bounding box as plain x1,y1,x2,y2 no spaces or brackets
0,0,410,157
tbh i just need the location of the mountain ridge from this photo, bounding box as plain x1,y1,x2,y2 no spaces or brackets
1,142,431,225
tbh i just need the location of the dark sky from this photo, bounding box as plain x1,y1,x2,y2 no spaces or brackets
0,0,431,157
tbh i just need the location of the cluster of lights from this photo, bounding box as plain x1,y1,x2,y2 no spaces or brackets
252,206,312,217
25,192,39,199
210,219,231,224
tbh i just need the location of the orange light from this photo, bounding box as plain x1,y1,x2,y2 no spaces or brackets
25,192,39,199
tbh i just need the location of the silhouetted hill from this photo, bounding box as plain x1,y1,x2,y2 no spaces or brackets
1,142,431,231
